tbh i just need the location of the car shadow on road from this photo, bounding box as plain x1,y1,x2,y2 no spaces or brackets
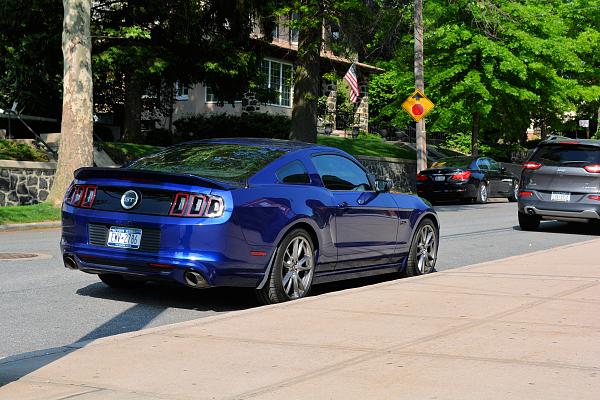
76,281,258,312
0,283,258,387
1,271,419,387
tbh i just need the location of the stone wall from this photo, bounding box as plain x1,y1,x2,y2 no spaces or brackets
356,155,416,193
0,161,56,206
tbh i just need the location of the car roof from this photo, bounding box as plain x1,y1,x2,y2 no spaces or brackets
540,137,600,147
183,138,325,153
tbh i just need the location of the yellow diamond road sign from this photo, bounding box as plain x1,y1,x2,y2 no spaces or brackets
402,89,435,122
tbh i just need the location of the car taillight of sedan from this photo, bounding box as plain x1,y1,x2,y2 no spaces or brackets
449,171,471,181
416,173,429,181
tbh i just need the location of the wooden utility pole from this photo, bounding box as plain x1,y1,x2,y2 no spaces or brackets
414,0,427,172
48,0,94,205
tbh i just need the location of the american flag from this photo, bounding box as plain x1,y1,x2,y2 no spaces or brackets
344,63,360,104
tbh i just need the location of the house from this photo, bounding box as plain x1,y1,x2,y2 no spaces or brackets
165,16,382,133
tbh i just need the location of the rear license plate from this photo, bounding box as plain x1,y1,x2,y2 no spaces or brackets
550,192,571,202
434,175,446,182
107,227,142,249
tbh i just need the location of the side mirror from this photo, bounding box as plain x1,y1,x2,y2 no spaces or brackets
375,179,393,192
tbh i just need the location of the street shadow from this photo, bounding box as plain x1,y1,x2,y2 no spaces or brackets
0,303,169,386
76,281,257,312
0,283,257,386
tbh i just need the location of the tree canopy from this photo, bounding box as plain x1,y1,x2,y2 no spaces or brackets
368,0,600,156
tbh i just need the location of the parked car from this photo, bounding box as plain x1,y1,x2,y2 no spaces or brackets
518,137,600,230
416,156,519,204
61,138,440,304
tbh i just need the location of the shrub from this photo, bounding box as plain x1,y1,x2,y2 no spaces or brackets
143,128,173,147
173,113,291,140
0,140,49,162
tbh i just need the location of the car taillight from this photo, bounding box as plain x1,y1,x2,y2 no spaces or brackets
588,195,600,201
450,170,471,181
169,192,225,218
519,191,534,198
416,173,429,182
522,161,542,170
584,165,600,173
66,185,97,207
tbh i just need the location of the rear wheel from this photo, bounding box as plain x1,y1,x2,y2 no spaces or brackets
508,181,519,202
475,182,488,204
98,273,145,289
257,229,315,304
518,212,540,231
404,219,439,277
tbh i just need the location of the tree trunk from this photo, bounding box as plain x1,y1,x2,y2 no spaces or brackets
48,0,93,206
290,2,322,143
471,111,480,157
414,0,427,172
121,72,143,143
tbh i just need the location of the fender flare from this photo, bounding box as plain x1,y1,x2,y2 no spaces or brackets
256,217,323,290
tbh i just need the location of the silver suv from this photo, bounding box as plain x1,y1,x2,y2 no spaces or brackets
518,137,600,230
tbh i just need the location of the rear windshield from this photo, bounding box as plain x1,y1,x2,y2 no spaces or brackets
431,157,474,169
128,144,285,185
530,144,600,167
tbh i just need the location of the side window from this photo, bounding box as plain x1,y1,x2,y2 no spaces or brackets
477,158,490,171
488,158,500,171
312,155,372,191
276,161,310,184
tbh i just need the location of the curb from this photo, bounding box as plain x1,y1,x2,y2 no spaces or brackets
0,221,61,232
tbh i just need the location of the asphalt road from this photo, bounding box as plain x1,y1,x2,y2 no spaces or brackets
1,199,598,360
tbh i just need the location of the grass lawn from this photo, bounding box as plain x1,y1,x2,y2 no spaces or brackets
317,135,416,159
103,142,164,165
0,202,61,225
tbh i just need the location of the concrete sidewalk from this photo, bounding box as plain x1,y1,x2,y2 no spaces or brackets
2,239,600,399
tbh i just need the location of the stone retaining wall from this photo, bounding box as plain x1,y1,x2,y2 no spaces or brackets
0,161,56,206
356,155,416,193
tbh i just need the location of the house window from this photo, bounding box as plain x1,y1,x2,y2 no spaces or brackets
261,59,293,107
205,85,218,103
175,82,189,100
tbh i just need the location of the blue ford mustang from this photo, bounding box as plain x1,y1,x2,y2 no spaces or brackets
61,138,439,303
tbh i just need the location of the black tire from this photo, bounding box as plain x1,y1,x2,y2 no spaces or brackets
404,219,439,277
256,229,316,305
98,273,145,289
508,180,519,202
518,212,540,231
475,182,488,204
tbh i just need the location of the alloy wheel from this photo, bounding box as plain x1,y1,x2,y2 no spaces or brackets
480,184,488,202
415,224,437,274
281,236,314,299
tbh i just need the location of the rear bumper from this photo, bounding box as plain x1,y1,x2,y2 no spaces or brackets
520,205,600,221
61,205,273,288
417,182,477,199
519,195,600,222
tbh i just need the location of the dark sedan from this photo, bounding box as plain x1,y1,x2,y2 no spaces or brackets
416,156,519,204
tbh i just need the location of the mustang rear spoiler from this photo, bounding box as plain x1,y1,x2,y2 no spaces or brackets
73,167,238,190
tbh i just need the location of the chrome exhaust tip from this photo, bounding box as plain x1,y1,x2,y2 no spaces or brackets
63,255,78,270
184,270,208,289
527,208,536,215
